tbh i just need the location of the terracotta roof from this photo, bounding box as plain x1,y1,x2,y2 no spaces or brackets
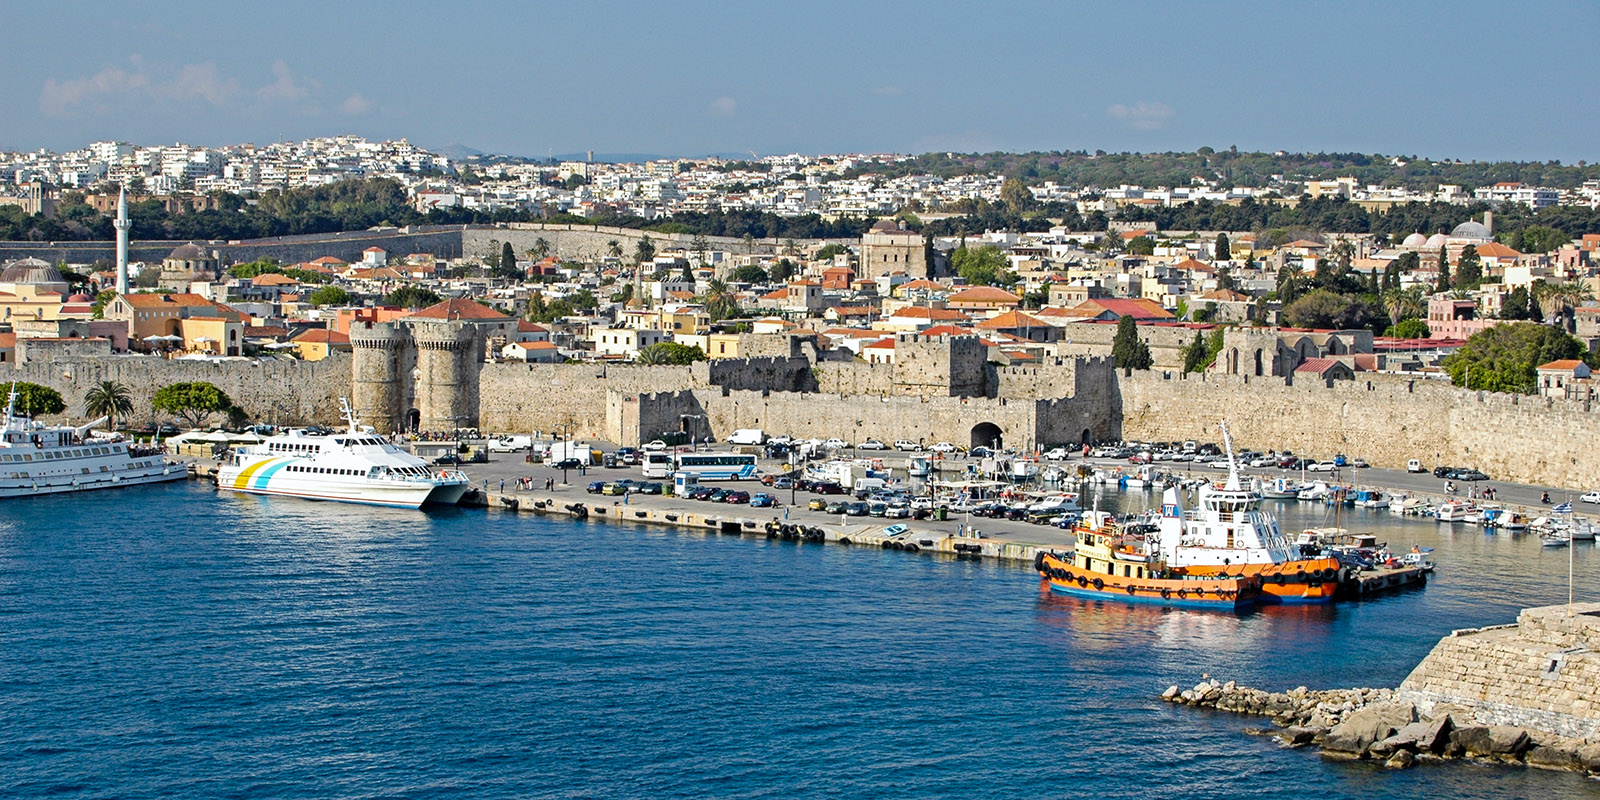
898,279,943,291
1294,357,1344,375
1538,360,1586,371
252,273,300,286
975,310,1048,329
517,320,549,332
760,289,788,301
1120,230,1152,240
1475,242,1522,258
118,292,215,309
1198,289,1251,302
291,329,351,344
1172,258,1209,272
863,338,897,350
1066,298,1174,320
947,286,1021,304
1283,239,1327,249
888,306,970,321
408,297,511,320
918,324,975,337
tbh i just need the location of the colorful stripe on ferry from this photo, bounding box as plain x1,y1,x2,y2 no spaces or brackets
230,457,299,490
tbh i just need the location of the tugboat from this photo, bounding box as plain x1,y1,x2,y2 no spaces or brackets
1035,510,1261,609
1139,422,1345,604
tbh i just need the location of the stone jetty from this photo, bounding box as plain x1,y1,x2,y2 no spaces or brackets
1163,602,1600,774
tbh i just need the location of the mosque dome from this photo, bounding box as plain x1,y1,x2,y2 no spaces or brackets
1423,233,1449,249
0,257,64,285
167,243,207,260
1401,233,1428,248
66,292,93,303
1449,220,1492,241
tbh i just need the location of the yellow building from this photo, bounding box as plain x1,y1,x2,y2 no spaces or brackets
290,328,352,361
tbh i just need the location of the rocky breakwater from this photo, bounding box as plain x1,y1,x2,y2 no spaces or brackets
1162,678,1600,774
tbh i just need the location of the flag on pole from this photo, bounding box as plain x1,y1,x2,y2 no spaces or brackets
1554,502,1573,513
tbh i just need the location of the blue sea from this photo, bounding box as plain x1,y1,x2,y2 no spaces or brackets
2,482,1597,799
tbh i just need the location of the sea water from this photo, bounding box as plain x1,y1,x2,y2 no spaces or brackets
1,482,1596,799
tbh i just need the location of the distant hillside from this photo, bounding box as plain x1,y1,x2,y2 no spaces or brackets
848,150,1600,191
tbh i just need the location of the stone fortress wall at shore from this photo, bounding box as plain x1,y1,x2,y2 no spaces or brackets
463,223,851,264
8,322,1600,488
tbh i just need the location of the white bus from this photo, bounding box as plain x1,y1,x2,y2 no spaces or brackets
642,451,673,479
674,452,758,480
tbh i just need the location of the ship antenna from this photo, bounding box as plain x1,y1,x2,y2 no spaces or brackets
1220,419,1241,492
340,397,360,434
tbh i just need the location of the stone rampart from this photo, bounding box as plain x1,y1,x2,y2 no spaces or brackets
465,224,851,263
0,226,466,267
1118,370,1600,487
813,362,892,396
6,354,349,427
1054,323,1199,371
1399,604,1600,741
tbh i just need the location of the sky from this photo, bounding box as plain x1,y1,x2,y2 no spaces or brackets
4,0,1598,163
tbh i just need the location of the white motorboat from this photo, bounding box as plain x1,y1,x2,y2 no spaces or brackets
1259,476,1301,500
1435,500,1476,522
216,399,470,508
1542,532,1571,548
0,383,186,498
1296,480,1330,501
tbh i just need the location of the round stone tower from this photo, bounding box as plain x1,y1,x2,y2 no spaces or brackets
349,320,407,433
412,321,481,433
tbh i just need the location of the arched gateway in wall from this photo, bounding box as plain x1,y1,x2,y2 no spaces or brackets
970,422,1003,450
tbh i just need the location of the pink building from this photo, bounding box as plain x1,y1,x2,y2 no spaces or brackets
1427,297,1497,340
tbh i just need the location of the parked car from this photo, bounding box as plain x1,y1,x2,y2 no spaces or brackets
857,438,888,451
894,440,920,451
1407,459,1424,473
1307,461,1338,472
868,503,888,517
824,500,849,514
929,442,959,453
690,486,717,501
1453,469,1489,482
723,490,751,504
1581,491,1600,504
772,477,793,490
884,506,910,519
551,457,584,470
1433,466,1455,478
845,502,870,516
813,482,846,495
807,498,826,511
707,489,730,502
585,481,606,494
749,493,776,508
970,446,996,458
637,482,663,495
823,438,850,450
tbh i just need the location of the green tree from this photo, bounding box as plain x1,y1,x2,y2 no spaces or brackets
769,258,795,282
308,285,351,307
91,289,117,319
1214,232,1230,260
383,286,442,308
500,241,518,278
949,244,1014,287
1381,286,1426,324
607,239,623,261
1125,235,1156,255
1435,245,1451,292
532,237,551,259
813,243,850,262
1275,265,1306,304
1000,178,1034,214
1454,244,1482,289
634,234,656,265
1506,225,1568,254
1111,316,1153,370
1283,288,1374,330
5,381,65,416
635,341,707,365
152,381,235,428
1442,322,1592,394
729,264,769,283
610,283,635,305
702,278,740,321
1501,286,1533,320
1180,330,1208,373
1384,318,1430,339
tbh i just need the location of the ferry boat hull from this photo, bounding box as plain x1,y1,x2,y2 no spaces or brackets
0,461,186,497
1036,552,1258,610
216,461,469,508
0,383,188,500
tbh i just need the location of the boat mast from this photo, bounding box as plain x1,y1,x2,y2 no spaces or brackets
339,397,360,434
1,382,16,435
1219,420,1241,491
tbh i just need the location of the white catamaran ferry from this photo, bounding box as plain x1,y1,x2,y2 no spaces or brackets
216,400,470,508
0,384,186,498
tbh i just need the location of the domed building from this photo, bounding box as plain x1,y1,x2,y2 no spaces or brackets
1423,233,1449,250
1449,220,1493,242
158,242,218,291
1401,232,1429,248
0,257,73,322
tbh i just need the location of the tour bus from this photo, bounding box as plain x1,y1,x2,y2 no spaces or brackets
674,452,758,480
642,450,674,479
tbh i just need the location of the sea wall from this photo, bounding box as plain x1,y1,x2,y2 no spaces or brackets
1399,604,1600,741
1118,370,1600,487
5,354,350,427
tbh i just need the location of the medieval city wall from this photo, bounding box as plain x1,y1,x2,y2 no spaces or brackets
0,226,467,267
6,354,350,427
465,224,852,263
1052,323,1199,371
1119,370,1600,487
813,362,892,396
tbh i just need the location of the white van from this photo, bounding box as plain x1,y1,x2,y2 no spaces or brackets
728,429,767,445
488,435,534,453
1407,459,1424,473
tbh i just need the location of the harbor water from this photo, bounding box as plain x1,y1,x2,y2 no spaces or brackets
2,482,1597,799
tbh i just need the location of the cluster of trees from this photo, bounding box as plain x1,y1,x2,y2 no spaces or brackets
948,244,1015,287
1180,329,1227,373
12,379,241,429
1442,322,1596,394
526,290,598,323
1111,316,1153,370
383,286,442,309
846,148,1600,192
227,258,332,284
634,342,706,365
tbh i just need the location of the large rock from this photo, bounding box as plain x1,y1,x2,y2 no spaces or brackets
1526,744,1580,771
1322,701,1417,757
1452,726,1531,760
1577,742,1600,772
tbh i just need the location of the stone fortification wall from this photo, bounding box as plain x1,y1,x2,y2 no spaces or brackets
466,224,850,263
1119,370,1600,487
695,389,1046,450
477,362,702,437
7,354,349,427
1399,604,1600,741
1054,323,1198,371
0,226,465,267
692,356,814,393
813,362,892,396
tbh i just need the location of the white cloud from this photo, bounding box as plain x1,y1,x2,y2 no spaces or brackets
168,62,240,105
340,92,375,115
39,65,149,115
1107,101,1175,130
256,60,308,103
709,96,737,117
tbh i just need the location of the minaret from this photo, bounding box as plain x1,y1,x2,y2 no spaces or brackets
114,186,130,295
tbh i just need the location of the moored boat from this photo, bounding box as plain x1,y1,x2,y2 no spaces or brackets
1259,477,1301,500
0,383,187,498
1034,511,1260,609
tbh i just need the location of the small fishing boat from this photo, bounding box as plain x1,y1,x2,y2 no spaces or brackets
1542,531,1571,548
1297,480,1330,501
1260,477,1301,500
1435,500,1476,522
1351,488,1388,510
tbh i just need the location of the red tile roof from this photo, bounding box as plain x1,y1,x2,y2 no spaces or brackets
407,297,511,320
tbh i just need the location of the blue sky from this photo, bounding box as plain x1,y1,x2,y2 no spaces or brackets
5,0,1598,162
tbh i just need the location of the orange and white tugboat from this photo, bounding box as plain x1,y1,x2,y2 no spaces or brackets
1035,510,1262,610
1149,423,1345,604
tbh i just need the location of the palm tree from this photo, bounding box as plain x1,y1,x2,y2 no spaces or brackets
1381,287,1426,324
607,240,623,261
703,279,739,321
84,380,134,430
532,237,551,260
